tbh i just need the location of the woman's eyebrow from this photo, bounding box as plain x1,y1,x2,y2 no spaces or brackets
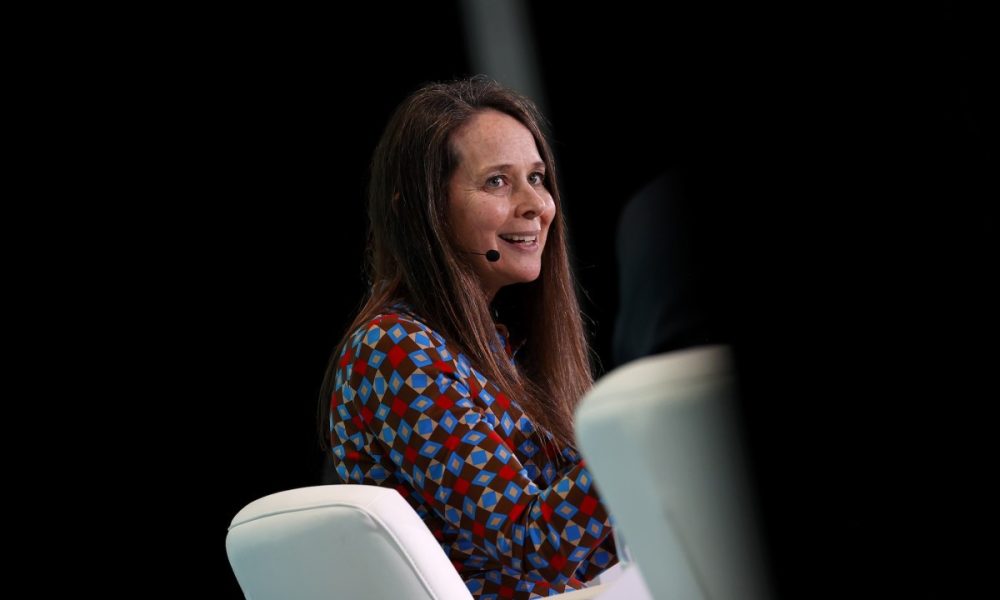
476,161,546,176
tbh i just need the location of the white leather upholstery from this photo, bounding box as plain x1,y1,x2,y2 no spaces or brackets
226,484,474,600
575,346,769,600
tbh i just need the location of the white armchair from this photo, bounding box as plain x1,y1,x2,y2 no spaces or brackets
227,484,473,600
574,346,770,600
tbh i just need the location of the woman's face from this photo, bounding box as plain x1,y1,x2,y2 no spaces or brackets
447,109,556,301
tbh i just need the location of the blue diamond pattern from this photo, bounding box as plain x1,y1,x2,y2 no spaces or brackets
357,377,372,402
386,323,407,342
408,350,432,367
479,389,494,405
504,481,523,503
512,524,525,545
518,439,538,458
396,421,412,443
547,524,560,549
370,466,388,482
462,431,486,444
407,373,429,391
542,463,556,485
419,440,442,458
527,553,547,568
456,355,470,377
409,395,433,411
500,412,515,436
485,513,507,531
439,410,458,433
518,416,535,434
446,452,464,476
555,501,578,520
586,517,604,538
570,546,590,561
594,548,611,566
388,371,404,394
564,524,582,543
367,350,386,368
528,523,543,546
480,491,498,509
469,450,489,467
415,416,434,436
473,470,495,487
463,497,477,519
380,427,395,444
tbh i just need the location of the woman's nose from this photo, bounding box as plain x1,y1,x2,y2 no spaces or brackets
515,184,547,218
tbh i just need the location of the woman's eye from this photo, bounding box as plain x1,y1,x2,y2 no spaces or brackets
529,172,545,185
486,175,505,188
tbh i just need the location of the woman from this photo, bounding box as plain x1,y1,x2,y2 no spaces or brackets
318,76,616,598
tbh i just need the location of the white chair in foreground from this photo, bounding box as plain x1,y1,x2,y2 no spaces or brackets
226,484,609,600
575,345,769,600
227,484,472,600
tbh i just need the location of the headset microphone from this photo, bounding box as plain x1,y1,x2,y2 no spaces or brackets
465,249,501,262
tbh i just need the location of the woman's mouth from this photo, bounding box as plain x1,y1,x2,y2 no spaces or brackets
498,233,540,252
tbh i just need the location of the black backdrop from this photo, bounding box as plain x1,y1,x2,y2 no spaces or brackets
110,5,995,597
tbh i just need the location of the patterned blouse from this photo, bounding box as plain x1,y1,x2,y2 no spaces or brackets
328,302,617,598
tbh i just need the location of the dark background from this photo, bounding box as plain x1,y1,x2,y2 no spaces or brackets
100,5,994,597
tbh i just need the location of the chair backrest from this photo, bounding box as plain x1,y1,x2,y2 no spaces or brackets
575,346,768,600
226,484,474,600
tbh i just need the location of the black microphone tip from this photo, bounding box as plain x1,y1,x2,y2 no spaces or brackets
485,249,501,262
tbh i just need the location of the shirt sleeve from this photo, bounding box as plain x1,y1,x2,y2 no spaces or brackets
340,313,614,586
572,527,619,583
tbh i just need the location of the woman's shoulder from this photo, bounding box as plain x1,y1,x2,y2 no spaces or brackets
349,301,448,349
344,302,474,378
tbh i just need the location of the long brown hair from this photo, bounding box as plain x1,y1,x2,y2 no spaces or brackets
318,76,593,452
